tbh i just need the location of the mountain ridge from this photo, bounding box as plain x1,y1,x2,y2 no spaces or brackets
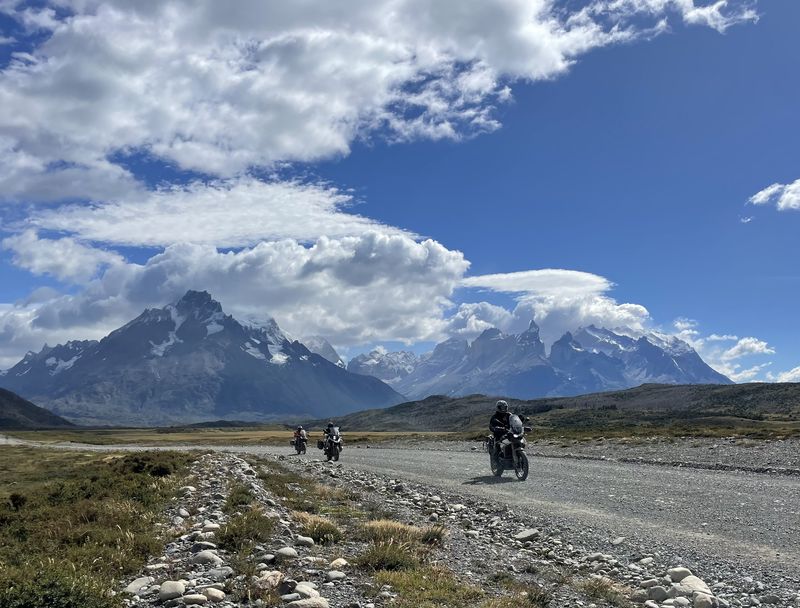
0,291,404,426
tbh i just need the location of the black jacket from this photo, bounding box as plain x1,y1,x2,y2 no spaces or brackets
490,411,512,436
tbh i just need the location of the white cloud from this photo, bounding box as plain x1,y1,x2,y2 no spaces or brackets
444,302,515,338
720,336,775,361
2,229,124,284
706,333,738,341
27,178,412,248
767,366,800,383
0,0,758,201
724,362,771,383
462,268,650,344
748,179,800,211
0,231,469,366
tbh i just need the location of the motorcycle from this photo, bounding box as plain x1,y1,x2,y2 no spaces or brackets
486,414,531,481
292,435,307,455
318,426,343,461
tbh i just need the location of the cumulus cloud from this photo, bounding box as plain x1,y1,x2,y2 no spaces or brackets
444,302,515,338
767,366,800,383
461,268,650,344
0,0,758,201
27,178,412,248
748,179,800,211
2,229,124,284
671,318,775,381
0,231,469,366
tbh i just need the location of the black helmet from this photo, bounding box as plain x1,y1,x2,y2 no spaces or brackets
297,426,303,431
327,421,334,428
496,400,509,413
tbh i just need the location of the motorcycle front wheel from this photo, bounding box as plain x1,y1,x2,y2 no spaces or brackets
490,453,503,477
332,446,340,461
514,452,529,481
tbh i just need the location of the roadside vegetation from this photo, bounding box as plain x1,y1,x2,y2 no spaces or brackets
0,447,195,608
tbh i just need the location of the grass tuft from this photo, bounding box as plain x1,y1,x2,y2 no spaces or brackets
224,482,255,513
216,507,276,552
356,539,421,571
375,566,484,607
292,511,343,544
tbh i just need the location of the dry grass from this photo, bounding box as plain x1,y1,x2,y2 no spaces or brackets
292,511,343,544
360,519,444,545
578,576,633,607
374,566,484,607
216,507,276,552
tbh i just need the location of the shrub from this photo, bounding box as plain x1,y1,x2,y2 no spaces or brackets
217,508,276,552
356,540,421,571
224,483,255,513
293,512,342,544
375,567,484,607
579,576,631,606
0,569,121,608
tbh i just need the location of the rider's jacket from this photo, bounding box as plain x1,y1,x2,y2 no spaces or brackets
294,429,307,441
489,411,512,437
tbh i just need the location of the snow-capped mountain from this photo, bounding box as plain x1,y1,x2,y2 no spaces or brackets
0,291,403,425
350,321,731,400
347,348,420,383
302,336,346,368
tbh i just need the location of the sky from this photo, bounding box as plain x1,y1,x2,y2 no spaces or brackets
0,0,798,382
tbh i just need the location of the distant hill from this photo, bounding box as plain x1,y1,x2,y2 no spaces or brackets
308,383,800,435
0,388,74,429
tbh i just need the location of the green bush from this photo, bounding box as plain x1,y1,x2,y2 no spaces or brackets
0,569,121,608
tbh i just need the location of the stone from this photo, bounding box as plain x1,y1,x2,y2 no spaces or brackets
693,593,714,608
649,586,669,602
191,550,222,566
326,571,346,582
760,595,781,605
206,567,234,581
679,576,712,596
257,570,283,590
277,546,299,560
286,599,330,608
124,576,153,595
513,528,541,542
158,581,185,602
178,508,191,518
191,541,217,553
203,588,225,603
295,583,320,598
295,535,315,547
184,594,209,605
611,536,626,546
668,567,694,583
640,579,660,589
631,589,649,602
329,558,349,569
282,593,302,602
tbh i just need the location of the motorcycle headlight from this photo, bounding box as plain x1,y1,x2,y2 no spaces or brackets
520,438,527,447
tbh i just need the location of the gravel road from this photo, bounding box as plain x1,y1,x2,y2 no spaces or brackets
249,444,800,593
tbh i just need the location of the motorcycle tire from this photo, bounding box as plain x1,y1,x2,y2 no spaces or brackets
514,452,529,481
333,446,340,462
490,453,503,477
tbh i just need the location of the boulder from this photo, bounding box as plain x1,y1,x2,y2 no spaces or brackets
158,581,185,602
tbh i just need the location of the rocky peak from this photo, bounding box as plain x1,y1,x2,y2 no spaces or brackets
174,290,223,320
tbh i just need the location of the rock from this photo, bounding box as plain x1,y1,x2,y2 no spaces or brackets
158,581,185,602
180,486,196,495
277,546,299,560
124,576,153,595
649,586,669,602
178,508,191,518
668,567,694,583
282,593,302,602
760,595,781,605
207,567,234,581
191,541,217,553
465,530,479,538
640,579,660,589
191,550,222,566
295,535,315,547
286,599,330,608
295,583,321,598
257,570,284,590
611,536,626,546
203,588,225,603
631,589,649,602
678,576,712,596
326,571,346,582
693,593,714,608
202,523,221,532
673,598,691,607
184,594,209,605
329,558,349,569
513,528,541,542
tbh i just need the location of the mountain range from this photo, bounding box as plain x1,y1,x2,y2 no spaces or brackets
0,387,74,429
345,321,731,400
0,291,403,425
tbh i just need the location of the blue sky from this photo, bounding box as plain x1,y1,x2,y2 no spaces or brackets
0,0,797,381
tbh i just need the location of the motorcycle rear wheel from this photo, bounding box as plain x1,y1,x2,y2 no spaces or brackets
514,452,529,481
490,453,503,477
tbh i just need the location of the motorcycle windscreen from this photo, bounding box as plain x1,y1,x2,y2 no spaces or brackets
509,414,523,435
331,426,341,439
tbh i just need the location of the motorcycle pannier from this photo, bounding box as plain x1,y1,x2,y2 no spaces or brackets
317,440,325,450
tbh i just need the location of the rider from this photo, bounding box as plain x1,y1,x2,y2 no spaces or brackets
323,421,342,449
293,425,307,444
489,400,514,455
